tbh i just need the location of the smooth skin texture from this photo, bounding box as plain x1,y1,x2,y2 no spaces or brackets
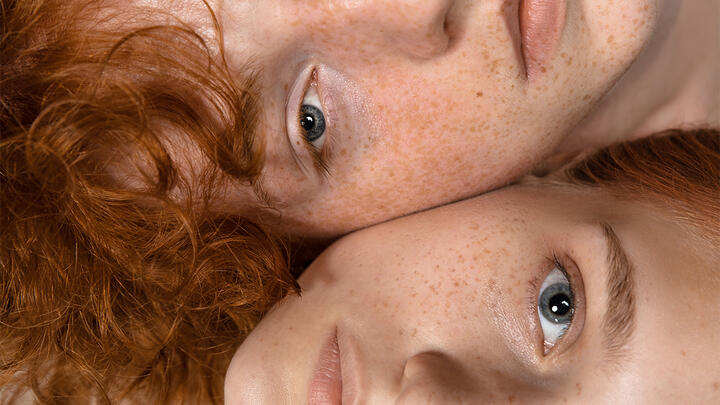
224,184,720,404
124,0,718,238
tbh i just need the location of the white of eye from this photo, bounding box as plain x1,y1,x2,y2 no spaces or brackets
302,84,322,109
537,267,574,350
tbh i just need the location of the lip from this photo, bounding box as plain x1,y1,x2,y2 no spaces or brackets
338,328,360,404
519,0,567,81
308,329,343,405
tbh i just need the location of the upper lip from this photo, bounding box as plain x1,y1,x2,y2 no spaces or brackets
518,0,567,80
338,327,360,404
308,328,343,405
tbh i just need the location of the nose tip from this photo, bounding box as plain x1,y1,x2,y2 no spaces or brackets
346,0,455,60
408,15,451,59
395,0,455,59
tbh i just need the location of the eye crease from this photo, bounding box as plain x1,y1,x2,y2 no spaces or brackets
537,264,575,353
298,80,327,149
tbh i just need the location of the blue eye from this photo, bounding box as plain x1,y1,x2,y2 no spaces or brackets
300,104,325,142
537,266,574,349
299,85,326,148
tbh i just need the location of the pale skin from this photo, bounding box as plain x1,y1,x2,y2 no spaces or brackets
224,183,720,404
114,0,719,240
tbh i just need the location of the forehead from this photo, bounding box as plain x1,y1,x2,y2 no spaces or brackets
99,0,218,30
228,184,720,402
609,208,720,400
317,184,720,384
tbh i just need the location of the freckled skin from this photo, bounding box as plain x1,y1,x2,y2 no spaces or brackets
122,1,717,239
204,0,666,238
225,185,720,404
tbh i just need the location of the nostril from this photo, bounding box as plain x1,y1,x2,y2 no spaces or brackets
401,351,445,382
397,0,458,60
398,351,480,403
441,0,463,53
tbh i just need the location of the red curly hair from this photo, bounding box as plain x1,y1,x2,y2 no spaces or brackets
2,0,297,403
2,0,719,404
564,128,720,256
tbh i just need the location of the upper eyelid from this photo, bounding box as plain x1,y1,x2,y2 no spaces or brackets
550,254,572,288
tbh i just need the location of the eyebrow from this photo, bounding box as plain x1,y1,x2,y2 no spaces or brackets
599,223,637,363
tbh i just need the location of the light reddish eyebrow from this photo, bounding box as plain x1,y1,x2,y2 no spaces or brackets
600,223,637,363
252,180,273,207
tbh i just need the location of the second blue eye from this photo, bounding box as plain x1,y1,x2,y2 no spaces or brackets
537,266,575,350
300,104,326,142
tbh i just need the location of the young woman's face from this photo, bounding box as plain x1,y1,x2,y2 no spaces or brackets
164,0,659,236
224,185,720,404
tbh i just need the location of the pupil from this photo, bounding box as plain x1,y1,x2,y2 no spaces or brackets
549,293,571,316
300,114,315,131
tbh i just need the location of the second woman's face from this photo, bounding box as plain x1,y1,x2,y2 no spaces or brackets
165,0,660,236
224,184,720,404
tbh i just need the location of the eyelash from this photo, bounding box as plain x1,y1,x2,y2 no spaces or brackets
527,252,585,356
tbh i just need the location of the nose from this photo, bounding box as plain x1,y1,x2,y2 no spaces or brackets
294,0,457,60
396,351,480,404
351,0,456,59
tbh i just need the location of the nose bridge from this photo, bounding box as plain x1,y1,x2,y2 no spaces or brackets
328,0,454,59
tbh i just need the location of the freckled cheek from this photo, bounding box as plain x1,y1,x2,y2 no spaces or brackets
454,245,531,313
366,80,473,131
577,0,656,59
355,74,521,162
